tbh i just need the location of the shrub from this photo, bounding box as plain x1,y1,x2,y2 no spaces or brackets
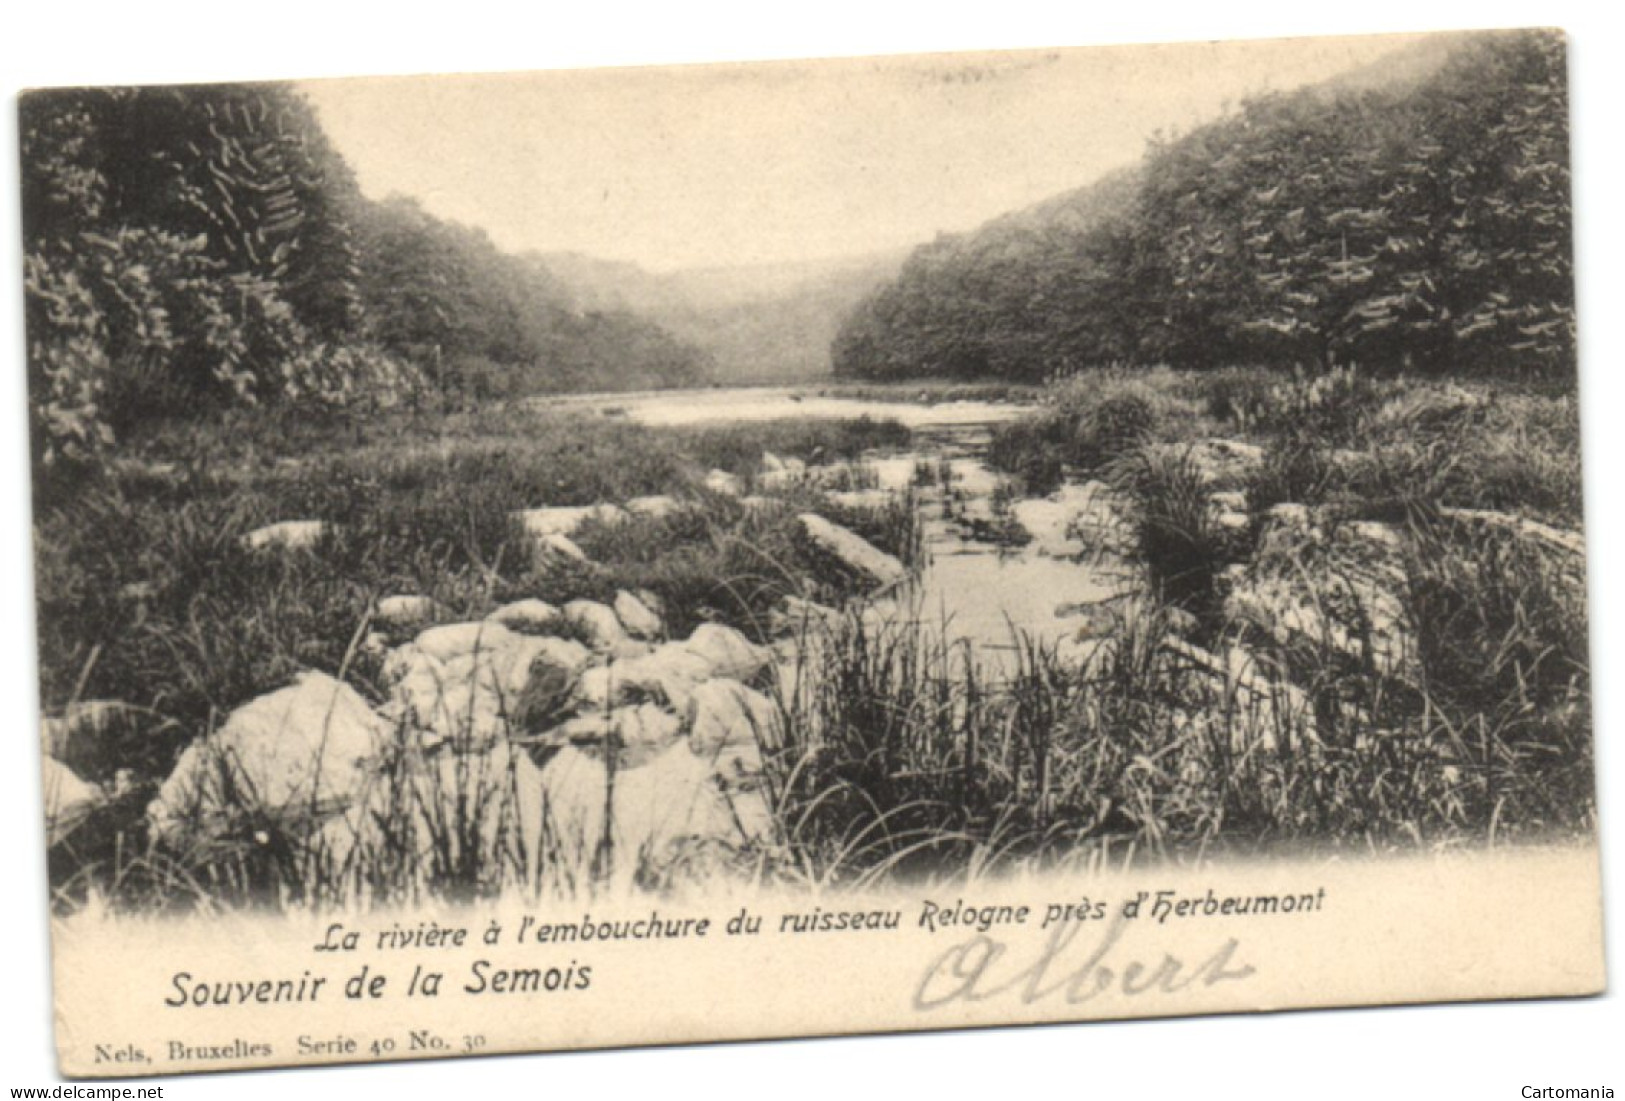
1106,447,1233,621
986,414,1067,495
1188,366,1280,427
988,374,1173,491
1073,392,1160,469
1246,433,1337,516
1250,365,1389,444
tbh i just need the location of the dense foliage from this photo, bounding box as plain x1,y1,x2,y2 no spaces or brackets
833,31,1574,382
21,83,709,481
354,197,709,400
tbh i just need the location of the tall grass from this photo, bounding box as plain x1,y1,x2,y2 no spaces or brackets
1106,447,1240,624
53,733,574,914
985,367,1210,492
764,537,1591,886
986,414,1067,495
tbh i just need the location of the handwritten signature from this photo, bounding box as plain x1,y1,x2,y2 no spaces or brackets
914,910,1255,1010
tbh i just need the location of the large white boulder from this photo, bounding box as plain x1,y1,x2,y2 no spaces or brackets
148,671,388,844
382,644,450,726
686,679,783,756
1226,513,1417,684
683,623,772,682
413,621,522,664
385,634,591,747
509,636,594,684
319,741,547,884
43,757,102,847
574,645,715,713
1161,637,1317,752
531,740,771,890
548,703,683,751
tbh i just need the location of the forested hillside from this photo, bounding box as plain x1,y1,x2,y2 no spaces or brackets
833,30,1573,382
20,83,709,474
540,249,907,384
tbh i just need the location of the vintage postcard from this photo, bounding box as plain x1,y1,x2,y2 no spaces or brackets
20,27,1602,1079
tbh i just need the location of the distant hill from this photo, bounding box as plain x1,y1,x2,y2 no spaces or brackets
834,29,1573,381
355,197,712,398
831,167,1145,379
538,249,910,384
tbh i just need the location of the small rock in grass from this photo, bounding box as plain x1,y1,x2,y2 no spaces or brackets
41,700,168,781
514,504,629,539
770,595,839,636
243,519,325,552
825,489,894,510
704,469,744,497
539,532,589,562
376,594,438,631
625,495,681,518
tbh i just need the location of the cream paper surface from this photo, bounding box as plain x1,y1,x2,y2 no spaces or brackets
52,846,1603,1076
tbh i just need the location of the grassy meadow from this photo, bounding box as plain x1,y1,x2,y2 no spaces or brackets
36,403,924,910
34,366,1594,914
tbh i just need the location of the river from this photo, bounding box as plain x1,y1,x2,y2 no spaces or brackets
533,387,1135,670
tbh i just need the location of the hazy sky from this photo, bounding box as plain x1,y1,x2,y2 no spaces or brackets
300,33,1424,273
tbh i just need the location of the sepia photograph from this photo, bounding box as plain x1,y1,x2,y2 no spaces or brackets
3,3,1620,1096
